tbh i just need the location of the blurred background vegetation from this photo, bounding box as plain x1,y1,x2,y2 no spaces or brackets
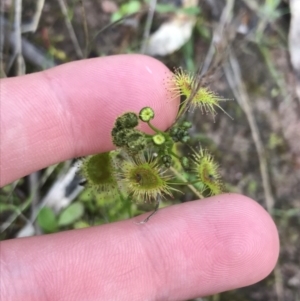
1,0,300,300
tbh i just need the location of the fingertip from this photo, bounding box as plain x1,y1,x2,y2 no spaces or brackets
54,54,180,154
195,193,280,279
134,193,279,298
1,54,180,184
211,193,280,281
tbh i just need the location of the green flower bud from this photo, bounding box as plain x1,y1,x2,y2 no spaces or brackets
152,134,166,145
112,128,128,147
182,121,192,129
126,131,146,153
116,112,139,129
171,136,179,142
162,155,172,167
139,107,155,122
180,136,190,143
162,155,172,163
177,129,185,137
181,156,190,169
170,127,178,135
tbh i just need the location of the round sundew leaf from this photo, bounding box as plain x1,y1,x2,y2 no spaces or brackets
81,152,118,192
191,148,223,196
119,153,174,203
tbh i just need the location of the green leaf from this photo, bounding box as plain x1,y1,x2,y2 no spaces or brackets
155,4,177,13
110,0,141,22
37,207,58,233
180,6,201,15
111,11,123,22
58,203,84,227
121,0,141,15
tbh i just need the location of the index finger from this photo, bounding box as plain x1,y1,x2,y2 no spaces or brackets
0,54,179,186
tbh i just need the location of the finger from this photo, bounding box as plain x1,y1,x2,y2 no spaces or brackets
0,54,179,186
0,194,279,301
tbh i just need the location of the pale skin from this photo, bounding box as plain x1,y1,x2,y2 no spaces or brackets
0,54,279,301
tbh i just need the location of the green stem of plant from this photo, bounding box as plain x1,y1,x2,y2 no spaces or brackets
147,121,163,134
170,166,204,199
175,100,189,122
169,180,200,185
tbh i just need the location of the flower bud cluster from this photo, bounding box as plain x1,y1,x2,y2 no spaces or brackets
169,121,192,143
112,108,177,169
111,112,146,154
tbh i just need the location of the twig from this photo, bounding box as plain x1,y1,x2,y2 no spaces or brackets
14,0,25,75
140,0,157,54
88,10,145,55
174,0,235,124
224,50,275,213
17,163,83,237
289,0,300,105
57,0,83,59
201,0,235,77
0,0,5,77
1,16,56,69
18,35,56,68
273,264,284,301
22,0,45,33
79,0,89,58
29,172,42,235
0,186,31,233
224,49,284,301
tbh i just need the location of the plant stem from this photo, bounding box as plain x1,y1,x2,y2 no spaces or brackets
147,121,162,134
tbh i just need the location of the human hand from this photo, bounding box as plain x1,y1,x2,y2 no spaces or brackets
0,54,279,301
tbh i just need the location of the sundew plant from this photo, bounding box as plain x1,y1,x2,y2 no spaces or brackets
80,67,232,223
